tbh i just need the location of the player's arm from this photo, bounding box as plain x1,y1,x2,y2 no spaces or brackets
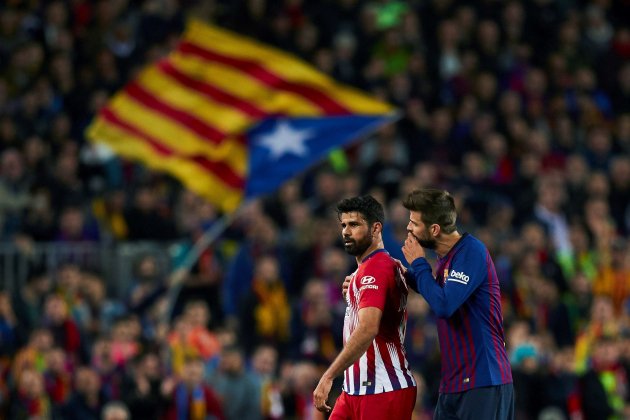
325,306,381,378
313,307,381,412
404,239,485,318
407,257,453,317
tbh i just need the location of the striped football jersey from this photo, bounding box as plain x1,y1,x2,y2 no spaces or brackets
343,249,416,395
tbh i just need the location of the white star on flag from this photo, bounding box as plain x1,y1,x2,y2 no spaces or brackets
258,120,313,159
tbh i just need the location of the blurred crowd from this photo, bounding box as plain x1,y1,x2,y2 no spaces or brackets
1,0,630,419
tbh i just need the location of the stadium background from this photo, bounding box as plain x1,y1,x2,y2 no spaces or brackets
1,0,630,419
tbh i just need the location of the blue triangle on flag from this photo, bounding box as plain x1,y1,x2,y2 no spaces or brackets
244,115,395,199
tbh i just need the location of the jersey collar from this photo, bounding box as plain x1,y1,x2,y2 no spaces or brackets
439,232,469,261
360,248,388,264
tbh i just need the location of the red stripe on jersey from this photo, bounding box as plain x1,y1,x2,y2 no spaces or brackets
441,250,464,392
486,252,506,381
436,265,456,393
491,252,512,383
446,323,463,392
461,306,477,388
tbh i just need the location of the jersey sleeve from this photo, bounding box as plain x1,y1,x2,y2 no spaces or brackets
410,241,487,318
357,260,394,311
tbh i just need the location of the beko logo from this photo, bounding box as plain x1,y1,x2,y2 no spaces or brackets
447,270,470,285
360,276,376,285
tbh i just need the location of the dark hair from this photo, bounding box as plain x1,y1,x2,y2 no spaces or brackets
336,195,385,226
403,188,457,233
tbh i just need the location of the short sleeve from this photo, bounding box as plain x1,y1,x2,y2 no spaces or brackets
357,261,394,311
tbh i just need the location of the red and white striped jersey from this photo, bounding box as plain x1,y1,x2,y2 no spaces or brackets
342,249,416,395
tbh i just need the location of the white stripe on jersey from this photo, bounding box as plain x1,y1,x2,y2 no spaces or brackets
374,343,393,393
358,353,368,396
347,364,354,394
388,342,410,388
402,353,416,387
398,316,406,344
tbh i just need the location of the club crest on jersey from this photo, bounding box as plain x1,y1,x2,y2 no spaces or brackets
360,276,376,285
446,269,470,285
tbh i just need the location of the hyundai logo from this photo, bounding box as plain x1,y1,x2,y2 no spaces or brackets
361,276,376,285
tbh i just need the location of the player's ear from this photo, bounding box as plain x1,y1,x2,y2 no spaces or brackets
431,223,440,237
373,222,382,236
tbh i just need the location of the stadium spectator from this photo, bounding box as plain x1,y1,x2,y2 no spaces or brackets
162,356,225,420
8,367,51,419
120,351,164,419
101,401,131,420
43,346,72,405
251,343,284,419
58,366,105,420
239,255,291,357
209,346,261,420
43,294,82,361
289,278,343,365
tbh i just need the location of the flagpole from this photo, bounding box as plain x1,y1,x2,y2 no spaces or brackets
163,202,247,324
180,210,241,272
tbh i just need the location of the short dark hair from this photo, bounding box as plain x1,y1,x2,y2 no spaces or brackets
336,195,385,226
403,188,457,233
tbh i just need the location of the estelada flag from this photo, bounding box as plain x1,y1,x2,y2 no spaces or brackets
86,20,396,213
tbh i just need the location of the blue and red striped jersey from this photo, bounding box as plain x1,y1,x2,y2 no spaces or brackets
408,233,513,393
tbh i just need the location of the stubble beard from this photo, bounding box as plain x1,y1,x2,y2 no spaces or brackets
410,231,437,250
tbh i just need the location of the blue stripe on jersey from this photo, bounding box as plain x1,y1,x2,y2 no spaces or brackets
353,361,360,393
486,251,512,384
379,342,402,391
366,346,376,394
396,345,415,388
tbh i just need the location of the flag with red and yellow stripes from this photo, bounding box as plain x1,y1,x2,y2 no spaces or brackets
87,20,396,213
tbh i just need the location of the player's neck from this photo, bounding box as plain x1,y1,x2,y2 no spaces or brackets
357,239,384,264
435,231,461,258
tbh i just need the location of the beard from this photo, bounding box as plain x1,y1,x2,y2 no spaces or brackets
410,231,437,250
343,236,373,256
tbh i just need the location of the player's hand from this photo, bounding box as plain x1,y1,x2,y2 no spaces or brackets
393,257,415,291
393,258,407,274
342,275,352,298
402,232,426,264
313,375,333,413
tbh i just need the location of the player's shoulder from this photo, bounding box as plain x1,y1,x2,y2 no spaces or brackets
362,251,396,278
369,251,397,268
459,234,488,254
453,234,488,264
